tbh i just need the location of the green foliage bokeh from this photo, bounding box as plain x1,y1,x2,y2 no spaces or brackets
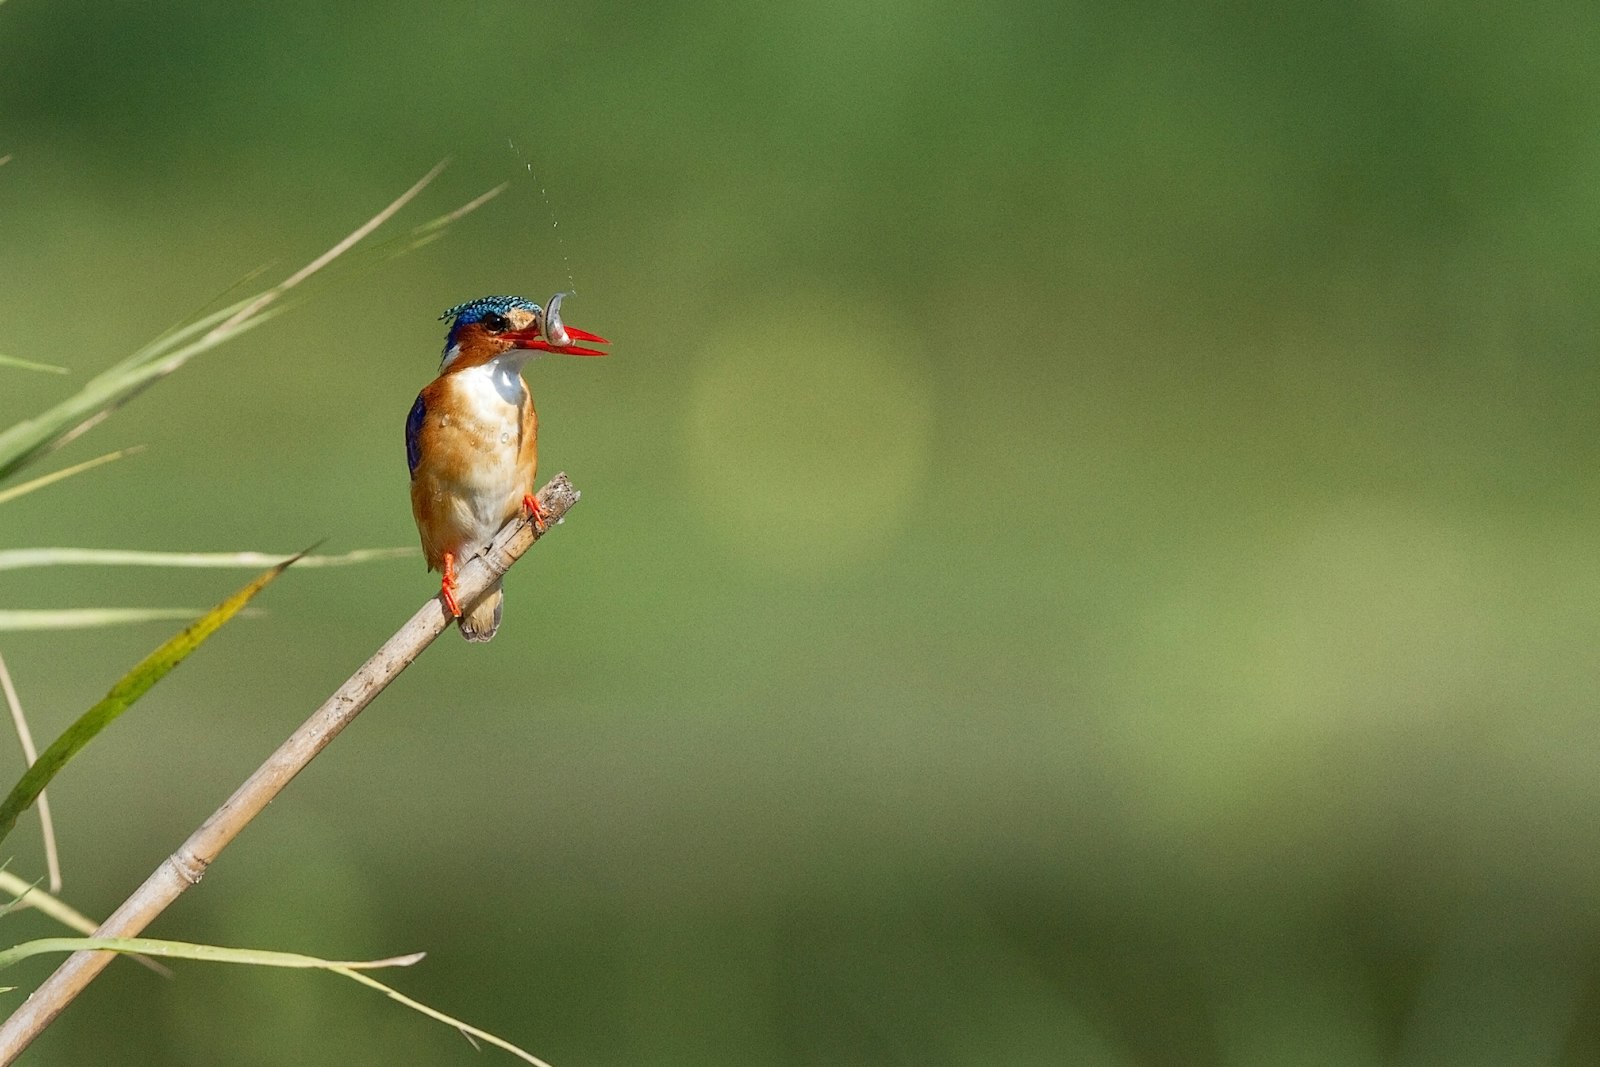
3,2,1600,1063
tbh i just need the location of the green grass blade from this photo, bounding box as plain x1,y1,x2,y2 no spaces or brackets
0,609,216,632
0,557,297,845
0,546,414,572
0,309,282,484
0,936,422,972
308,182,507,279
109,295,258,376
123,265,276,372
0,867,28,922
0,172,500,486
335,966,555,1066
0,448,143,507
0,371,165,485
0,173,429,484
411,182,508,235
0,355,67,375
0,935,553,1064
0,871,175,978
0,871,102,936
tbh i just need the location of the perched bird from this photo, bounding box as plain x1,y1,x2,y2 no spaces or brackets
406,293,607,641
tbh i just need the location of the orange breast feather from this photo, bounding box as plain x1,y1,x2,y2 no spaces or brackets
407,368,538,571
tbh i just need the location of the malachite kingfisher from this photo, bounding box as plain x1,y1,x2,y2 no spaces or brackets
406,293,608,641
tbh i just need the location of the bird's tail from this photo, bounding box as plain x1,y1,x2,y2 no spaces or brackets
458,580,504,643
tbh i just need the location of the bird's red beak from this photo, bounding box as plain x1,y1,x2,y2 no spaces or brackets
502,324,609,357
502,293,610,356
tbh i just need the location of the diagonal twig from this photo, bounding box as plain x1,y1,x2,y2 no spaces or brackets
0,473,580,1062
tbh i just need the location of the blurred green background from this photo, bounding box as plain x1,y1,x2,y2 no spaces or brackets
4,1,1600,1063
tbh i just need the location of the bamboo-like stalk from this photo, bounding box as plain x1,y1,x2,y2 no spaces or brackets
0,473,581,1062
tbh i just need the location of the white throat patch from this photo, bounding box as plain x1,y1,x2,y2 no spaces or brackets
456,357,528,409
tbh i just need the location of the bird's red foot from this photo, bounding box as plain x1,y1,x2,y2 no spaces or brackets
440,552,462,617
521,492,547,533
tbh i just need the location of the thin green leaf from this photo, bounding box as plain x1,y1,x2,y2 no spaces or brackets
0,557,296,845
201,160,449,342
0,308,284,481
109,295,258,377
234,182,506,309
0,936,422,973
304,182,507,278
0,165,463,485
128,263,276,372
0,871,173,978
0,546,414,572
411,182,508,235
0,868,29,923
0,355,67,375
0,871,98,935
0,936,553,1064
0,609,214,632
0,447,143,507
336,966,556,1067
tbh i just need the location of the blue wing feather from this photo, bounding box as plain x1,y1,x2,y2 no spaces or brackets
405,394,426,476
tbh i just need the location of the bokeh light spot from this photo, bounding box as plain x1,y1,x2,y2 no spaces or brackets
684,302,934,575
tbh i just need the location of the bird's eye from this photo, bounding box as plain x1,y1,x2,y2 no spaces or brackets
481,312,509,333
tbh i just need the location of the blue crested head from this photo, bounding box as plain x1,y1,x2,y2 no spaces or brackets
440,295,542,349
433,292,608,371
440,295,542,325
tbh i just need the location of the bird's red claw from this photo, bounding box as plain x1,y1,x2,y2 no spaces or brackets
522,493,547,533
440,552,463,617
